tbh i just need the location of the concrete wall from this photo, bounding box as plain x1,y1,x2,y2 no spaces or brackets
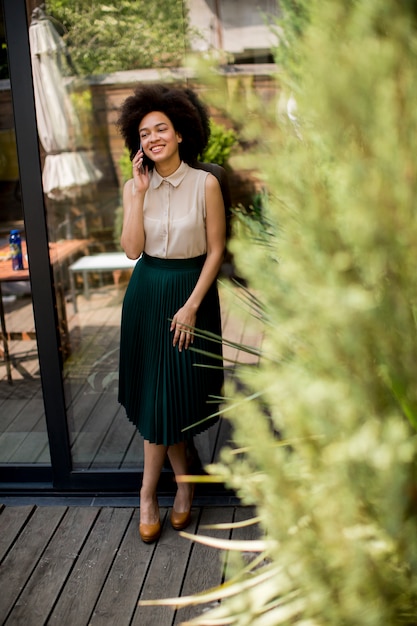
187,0,280,61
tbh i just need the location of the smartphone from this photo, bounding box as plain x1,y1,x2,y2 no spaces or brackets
138,140,151,172
138,142,144,173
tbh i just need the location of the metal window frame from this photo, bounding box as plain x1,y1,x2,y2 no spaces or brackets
2,0,72,489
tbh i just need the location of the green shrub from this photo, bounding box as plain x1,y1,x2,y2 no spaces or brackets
201,120,238,167
118,148,132,185
145,1,417,623
45,0,189,75
112,149,132,250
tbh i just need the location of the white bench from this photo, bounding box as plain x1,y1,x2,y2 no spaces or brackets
69,252,138,312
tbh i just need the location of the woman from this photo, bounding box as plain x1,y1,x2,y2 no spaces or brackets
117,84,226,543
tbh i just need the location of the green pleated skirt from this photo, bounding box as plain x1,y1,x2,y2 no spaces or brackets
118,253,223,445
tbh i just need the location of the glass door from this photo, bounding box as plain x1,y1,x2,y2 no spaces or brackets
1,0,227,494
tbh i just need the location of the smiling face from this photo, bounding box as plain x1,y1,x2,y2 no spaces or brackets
139,111,182,174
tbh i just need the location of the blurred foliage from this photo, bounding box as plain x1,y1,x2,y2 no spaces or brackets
270,0,311,85
148,0,417,624
113,148,131,250
69,87,94,146
118,147,132,185
45,0,189,76
201,120,238,167
233,190,268,224
231,191,275,251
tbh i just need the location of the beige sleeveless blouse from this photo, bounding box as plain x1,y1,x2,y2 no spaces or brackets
143,162,209,259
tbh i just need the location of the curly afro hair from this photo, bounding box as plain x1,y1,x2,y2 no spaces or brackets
117,83,210,170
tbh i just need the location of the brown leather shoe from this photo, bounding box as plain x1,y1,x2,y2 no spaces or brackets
139,519,161,543
170,485,195,531
170,508,192,531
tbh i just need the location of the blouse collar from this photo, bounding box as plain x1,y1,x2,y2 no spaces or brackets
150,161,189,189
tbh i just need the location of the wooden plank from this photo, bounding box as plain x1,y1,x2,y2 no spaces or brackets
64,322,118,387
66,384,104,441
0,505,255,626
70,391,122,468
120,421,144,468
47,507,133,626
231,507,259,537
224,506,261,581
174,506,235,625
0,342,37,385
0,505,35,563
65,312,122,467
66,381,118,455
35,440,52,464
0,507,67,621
2,299,34,334
7,431,49,463
0,397,46,462
65,326,119,394
90,508,167,625
131,509,199,626
212,417,233,464
0,371,41,397
193,420,221,468
0,348,39,382
0,393,41,432
7,413,49,463
0,295,123,464
5,507,99,626
90,406,137,469
64,332,118,388
0,331,36,341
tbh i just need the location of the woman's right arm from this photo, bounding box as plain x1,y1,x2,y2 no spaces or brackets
120,150,149,259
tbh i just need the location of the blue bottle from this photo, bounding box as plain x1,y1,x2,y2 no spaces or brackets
9,229,24,271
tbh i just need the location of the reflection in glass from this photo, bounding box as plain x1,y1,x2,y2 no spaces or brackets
30,4,225,472
0,1,49,464
27,9,138,470
1,1,264,478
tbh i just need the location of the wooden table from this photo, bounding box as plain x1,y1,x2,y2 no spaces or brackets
0,239,90,382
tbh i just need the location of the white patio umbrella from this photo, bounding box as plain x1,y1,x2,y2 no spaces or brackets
29,9,102,204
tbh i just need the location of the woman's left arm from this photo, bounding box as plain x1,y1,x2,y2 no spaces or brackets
171,173,226,351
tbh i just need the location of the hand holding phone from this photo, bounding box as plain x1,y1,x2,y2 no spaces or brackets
132,142,149,194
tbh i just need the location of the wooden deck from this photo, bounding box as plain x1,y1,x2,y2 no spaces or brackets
0,502,260,625
0,272,262,470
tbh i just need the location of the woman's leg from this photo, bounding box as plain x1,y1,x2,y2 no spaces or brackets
140,440,167,524
167,441,194,513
